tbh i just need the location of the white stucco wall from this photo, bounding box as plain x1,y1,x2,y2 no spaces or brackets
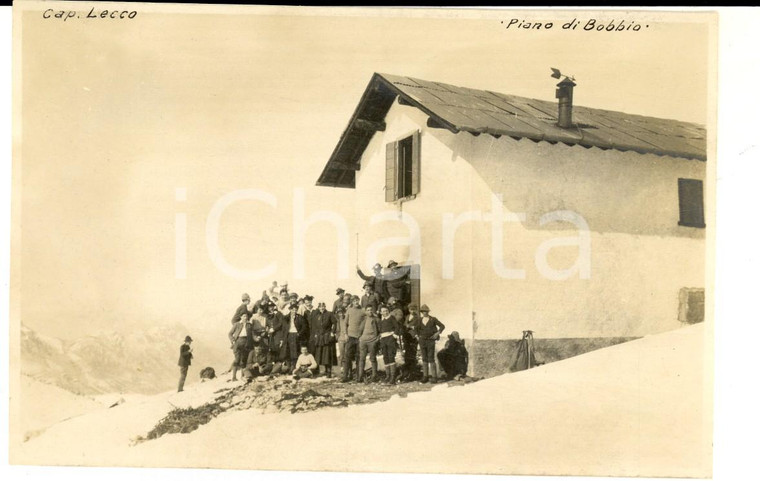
354,102,476,337
352,100,707,341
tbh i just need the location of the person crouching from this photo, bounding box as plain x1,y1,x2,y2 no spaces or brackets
244,345,272,381
292,345,318,379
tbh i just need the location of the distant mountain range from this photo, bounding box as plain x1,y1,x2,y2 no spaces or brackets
21,323,232,395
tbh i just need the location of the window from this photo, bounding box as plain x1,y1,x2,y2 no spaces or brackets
677,178,705,228
678,287,704,324
385,131,420,202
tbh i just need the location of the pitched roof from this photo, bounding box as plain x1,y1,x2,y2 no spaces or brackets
316,73,707,188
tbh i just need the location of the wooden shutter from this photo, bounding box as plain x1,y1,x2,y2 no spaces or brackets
678,178,705,228
411,130,421,196
385,141,397,202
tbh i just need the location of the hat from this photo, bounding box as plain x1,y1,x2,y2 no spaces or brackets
387,296,397,304
280,280,288,287
336,288,345,295
387,260,398,268
419,304,430,312
185,335,193,342
289,293,298,300
373,263,382,270
242,293,251,301
449,331,461,343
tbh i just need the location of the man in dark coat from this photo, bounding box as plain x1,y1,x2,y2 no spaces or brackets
332,288,345,314
269,307,288,364
278,301,305,370
356,263,388,301
437,331,469,380
385,260,411,306
413,304,446,383
177,335,193,392
400,303,421,381
294,306,310,354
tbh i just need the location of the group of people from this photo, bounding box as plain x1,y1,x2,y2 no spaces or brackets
177,261,470,392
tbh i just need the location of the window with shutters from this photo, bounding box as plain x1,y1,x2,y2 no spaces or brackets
677,178,705,228
385,131,420,202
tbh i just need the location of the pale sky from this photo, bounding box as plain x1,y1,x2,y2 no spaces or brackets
16,6,712,338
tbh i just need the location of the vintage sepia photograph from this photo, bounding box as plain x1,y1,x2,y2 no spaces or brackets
9,3,718,479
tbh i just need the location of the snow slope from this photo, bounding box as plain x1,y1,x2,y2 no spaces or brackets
11,324,711,478
18,375,105,441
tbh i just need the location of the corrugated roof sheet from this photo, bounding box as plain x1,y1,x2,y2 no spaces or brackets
317,73,706,188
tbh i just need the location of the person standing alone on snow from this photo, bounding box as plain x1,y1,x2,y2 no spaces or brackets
178,335,193,392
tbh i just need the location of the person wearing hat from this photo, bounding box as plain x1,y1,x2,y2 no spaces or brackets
177,335,194,392
280,299,307,370
341,292,352,311
249,300,269,352
231,293,251,324
265,302,283,365
400,303,421,380
228,312,253,382
252,290,271,315
437,331,469,381
298,295,314,319
413,304,446,383
356,263,389,301
357,305,380,383
340,295,365,383
334,302,349,371
332,288,345,314
385,260,411,306
309,302,338,377
360,283,381,313
276,289,290,310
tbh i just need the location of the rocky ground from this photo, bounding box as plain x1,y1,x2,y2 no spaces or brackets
137,372,480,442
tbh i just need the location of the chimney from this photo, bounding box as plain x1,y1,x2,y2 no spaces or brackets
555,77,576,128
